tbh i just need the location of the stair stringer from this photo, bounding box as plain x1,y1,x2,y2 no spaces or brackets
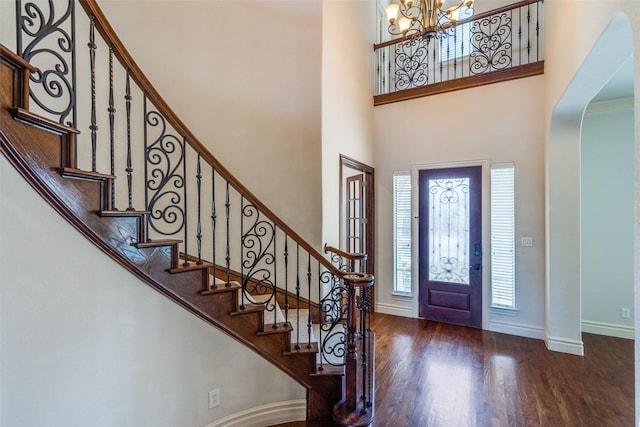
0,46,341,422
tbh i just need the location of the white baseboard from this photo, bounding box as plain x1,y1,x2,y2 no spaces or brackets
488,319,545,340
375,302,414,318
545,333,584,356
204,399,306,427
581,320,634,340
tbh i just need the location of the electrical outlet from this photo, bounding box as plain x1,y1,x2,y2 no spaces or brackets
521,237,533,247
621,308,631,319
208,388,220,409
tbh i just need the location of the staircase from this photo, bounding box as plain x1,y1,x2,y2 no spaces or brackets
0,0,374,424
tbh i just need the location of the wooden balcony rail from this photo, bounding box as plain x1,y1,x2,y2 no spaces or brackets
374,0,544,105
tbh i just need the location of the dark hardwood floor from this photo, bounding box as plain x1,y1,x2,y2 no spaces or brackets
274,312,634,427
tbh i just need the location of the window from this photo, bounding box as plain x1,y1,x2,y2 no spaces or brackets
393,172,412,295
439,19,473,62
490,163,515,308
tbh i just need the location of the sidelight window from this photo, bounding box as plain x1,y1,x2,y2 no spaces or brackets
490,163,515,308
393,171,412,295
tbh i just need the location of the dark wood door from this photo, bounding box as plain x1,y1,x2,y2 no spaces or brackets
340,155,375,311
418,166,482,328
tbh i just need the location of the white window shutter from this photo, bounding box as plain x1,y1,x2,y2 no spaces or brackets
393,172,412,294
491,164,515,308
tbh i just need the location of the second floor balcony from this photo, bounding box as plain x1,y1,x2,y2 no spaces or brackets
374,0,544,105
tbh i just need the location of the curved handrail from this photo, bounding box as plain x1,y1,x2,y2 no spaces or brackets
323,244,367,262
78,0,342,277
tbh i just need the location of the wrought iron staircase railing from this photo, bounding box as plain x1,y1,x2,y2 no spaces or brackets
374,0,544,105
3,0,375,424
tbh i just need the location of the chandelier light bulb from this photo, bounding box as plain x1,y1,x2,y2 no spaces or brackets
398,16,412,34
385,3,400,24
448,7,460,22
385,0,475,40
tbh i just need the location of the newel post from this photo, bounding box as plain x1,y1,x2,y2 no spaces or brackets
334,272,375,427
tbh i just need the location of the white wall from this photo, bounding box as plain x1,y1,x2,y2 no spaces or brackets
97,0,324,248
374,75,546,335
321,0,376,248
0,158,305,427
581,99,635,339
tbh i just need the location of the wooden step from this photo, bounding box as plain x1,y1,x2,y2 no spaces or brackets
62,167,115,182
168,261,212,274
230,303,265,316
256,322,293,336
61,168,116,211
133,239,181,249
10,107,79,169
284,341,318,355
201,275,241,295
310,364,344,377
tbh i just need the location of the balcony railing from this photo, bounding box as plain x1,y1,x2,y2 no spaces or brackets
374,0,544,105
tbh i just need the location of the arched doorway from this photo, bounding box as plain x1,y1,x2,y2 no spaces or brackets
546,13,634,355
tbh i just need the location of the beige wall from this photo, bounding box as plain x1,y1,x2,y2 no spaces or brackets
322,0,376,248
0,158,305,427
98,0,324,248
374,75,546,334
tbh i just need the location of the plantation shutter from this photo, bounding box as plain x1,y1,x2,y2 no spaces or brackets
393,172,412,294
491,164,515,308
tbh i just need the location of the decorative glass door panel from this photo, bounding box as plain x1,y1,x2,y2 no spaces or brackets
428,177,470,285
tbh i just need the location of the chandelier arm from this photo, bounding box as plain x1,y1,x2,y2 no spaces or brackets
385,0,474,40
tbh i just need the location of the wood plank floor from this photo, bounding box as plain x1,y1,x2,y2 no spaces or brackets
274,312,634,427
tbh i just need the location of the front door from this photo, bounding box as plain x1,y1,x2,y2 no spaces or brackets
418,166,482,328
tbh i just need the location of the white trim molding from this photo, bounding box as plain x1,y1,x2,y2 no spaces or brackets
204,399,306,427
488,319,545,340
581,320,634,340
376,302,414,318
545,332,584,356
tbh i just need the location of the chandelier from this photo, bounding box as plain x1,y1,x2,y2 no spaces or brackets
385,0,475,40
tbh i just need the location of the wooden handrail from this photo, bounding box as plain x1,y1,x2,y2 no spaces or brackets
373,0,543,51
324,244,367,262
78,0,342,277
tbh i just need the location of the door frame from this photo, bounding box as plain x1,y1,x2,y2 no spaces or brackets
411,159,490,330
339,154,375,309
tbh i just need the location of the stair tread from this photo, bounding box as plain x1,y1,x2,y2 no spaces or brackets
100,209,149,217
230,303,266,316
61,167,115,181
169,261,212,274
284,341,319,355
10,107,80,135
309,364,344,377
256,322,293,336
200,282,241,295
133,239,181,248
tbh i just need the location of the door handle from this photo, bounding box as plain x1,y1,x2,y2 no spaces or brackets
471,263,482,271
474,243,482,257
